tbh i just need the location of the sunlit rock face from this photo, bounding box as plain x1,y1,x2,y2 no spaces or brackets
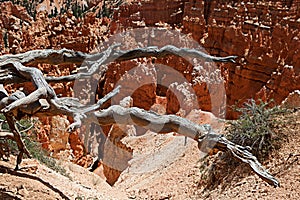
112,0,300,118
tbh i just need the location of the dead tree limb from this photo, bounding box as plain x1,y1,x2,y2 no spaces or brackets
88,105,279,187
0,48,88,66
0,45,237,84
0,45,236,66
4,113,31,170
0,59,121,169
46,45,237,83
0,45,279,187
198,134,280,187
0,132,14,138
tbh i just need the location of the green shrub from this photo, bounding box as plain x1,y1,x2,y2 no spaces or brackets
23,134,70,178
226,99,288,160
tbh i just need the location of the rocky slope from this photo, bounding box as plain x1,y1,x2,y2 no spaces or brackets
0,109,299,199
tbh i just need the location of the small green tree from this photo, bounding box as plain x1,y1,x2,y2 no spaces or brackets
54,7,58,16
227,99,288,160
3,31,8,48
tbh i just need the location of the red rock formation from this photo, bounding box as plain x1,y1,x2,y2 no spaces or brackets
166,82,198,115
187,0,300,118
36,116,70,153
257,65,300,104
0,2,112,165
111,0,188,32
2,0,299,117
102,124,134,185
101,60,157,110
0,1,33,23
281,90,300,108
0,5,110,54
182,0,206,41
113,0,300,118
186,109,224,131
102,96,134,185
0,0,297,140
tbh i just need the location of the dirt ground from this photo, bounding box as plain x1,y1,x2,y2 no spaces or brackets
0,110,299,199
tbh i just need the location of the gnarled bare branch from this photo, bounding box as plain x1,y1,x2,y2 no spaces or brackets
0,45,279,188
0,48,88,66
199,133,280,187
46,45,237,83
89,105,279,187
0,45,237,84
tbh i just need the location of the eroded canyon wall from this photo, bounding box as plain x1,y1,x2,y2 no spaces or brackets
0,0,299,175
112,0,300,118
2,0,299,119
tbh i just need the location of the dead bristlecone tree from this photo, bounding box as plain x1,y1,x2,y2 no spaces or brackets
0,44,279,187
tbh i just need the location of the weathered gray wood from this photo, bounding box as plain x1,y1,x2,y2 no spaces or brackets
0,45,237,84
0,46,279,187
0,45,236,66
5,113,31,170
199,133,280,187
91,105,279,187
93,105,209,138
0,62,56,113
115,45,237,62
0,48,88,66
0,131,14,138
47,45,237,83
65,85,121,132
